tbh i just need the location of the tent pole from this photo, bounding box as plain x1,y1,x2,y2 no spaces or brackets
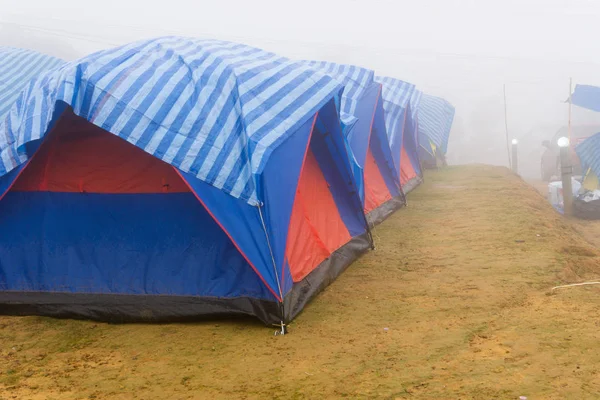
503,84,511,168
257,204,287,335
568,77,573,147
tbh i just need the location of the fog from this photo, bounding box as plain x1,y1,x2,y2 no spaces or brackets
2,0,600,179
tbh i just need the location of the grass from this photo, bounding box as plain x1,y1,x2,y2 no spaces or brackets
3,165,600,399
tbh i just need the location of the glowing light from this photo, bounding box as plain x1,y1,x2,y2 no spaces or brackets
511,139,518,145
557,137,570,148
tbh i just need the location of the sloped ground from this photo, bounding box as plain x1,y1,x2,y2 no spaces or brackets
528,177,600,268
3,166,600,399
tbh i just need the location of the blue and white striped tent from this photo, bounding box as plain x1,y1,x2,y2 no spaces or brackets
418,93,455,156
0,37,371,325
374,77,415,147
374,76,423,184
298,61,402,223
299,61,374,129
0,37,343,205
0,47,64,122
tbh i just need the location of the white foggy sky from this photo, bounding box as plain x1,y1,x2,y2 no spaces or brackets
2,0,600,176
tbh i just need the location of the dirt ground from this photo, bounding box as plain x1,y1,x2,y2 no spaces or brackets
527,177,600,251
3,165,600,399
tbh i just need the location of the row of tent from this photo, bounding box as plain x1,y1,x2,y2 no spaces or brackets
0,38,455,328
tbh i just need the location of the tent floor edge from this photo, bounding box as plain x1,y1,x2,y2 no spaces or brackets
283,232,371,323
0,292,281,326
402,176,423,195
366,195,405,228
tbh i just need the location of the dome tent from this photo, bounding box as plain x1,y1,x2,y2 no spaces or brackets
0,37,371,327
299,61,403,227
417,93,456,169
375,77,423,193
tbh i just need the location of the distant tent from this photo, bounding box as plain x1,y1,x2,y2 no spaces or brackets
300,62,403,226
560,84,600,179
417,94,455,168
576,131,600,187
0,47,65,121
375,77,423,193
409,88,423,176
569,84,600,112
0,37,371,327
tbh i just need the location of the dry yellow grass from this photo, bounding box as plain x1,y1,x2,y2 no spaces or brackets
3,165,600,399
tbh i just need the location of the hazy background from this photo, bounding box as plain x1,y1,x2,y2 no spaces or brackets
2,0,600,178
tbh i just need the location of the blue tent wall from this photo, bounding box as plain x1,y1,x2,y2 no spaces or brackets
0,191,275,299
182,115,315,302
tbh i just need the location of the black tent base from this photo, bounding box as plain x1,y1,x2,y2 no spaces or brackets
0,233,372,327
366,195,406,228
283,232,371,322
402,176,423,195
364,176,423,229
0,291,281,325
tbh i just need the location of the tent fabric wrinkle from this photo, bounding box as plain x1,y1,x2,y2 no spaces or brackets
0,37,343,205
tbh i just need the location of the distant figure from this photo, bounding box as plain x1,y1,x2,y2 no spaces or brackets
541,126,599,181
541,140,559,181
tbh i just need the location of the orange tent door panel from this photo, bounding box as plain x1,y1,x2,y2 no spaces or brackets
399,145,417,185
12,113,189,194
285,149,351,282
364,146,392,213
